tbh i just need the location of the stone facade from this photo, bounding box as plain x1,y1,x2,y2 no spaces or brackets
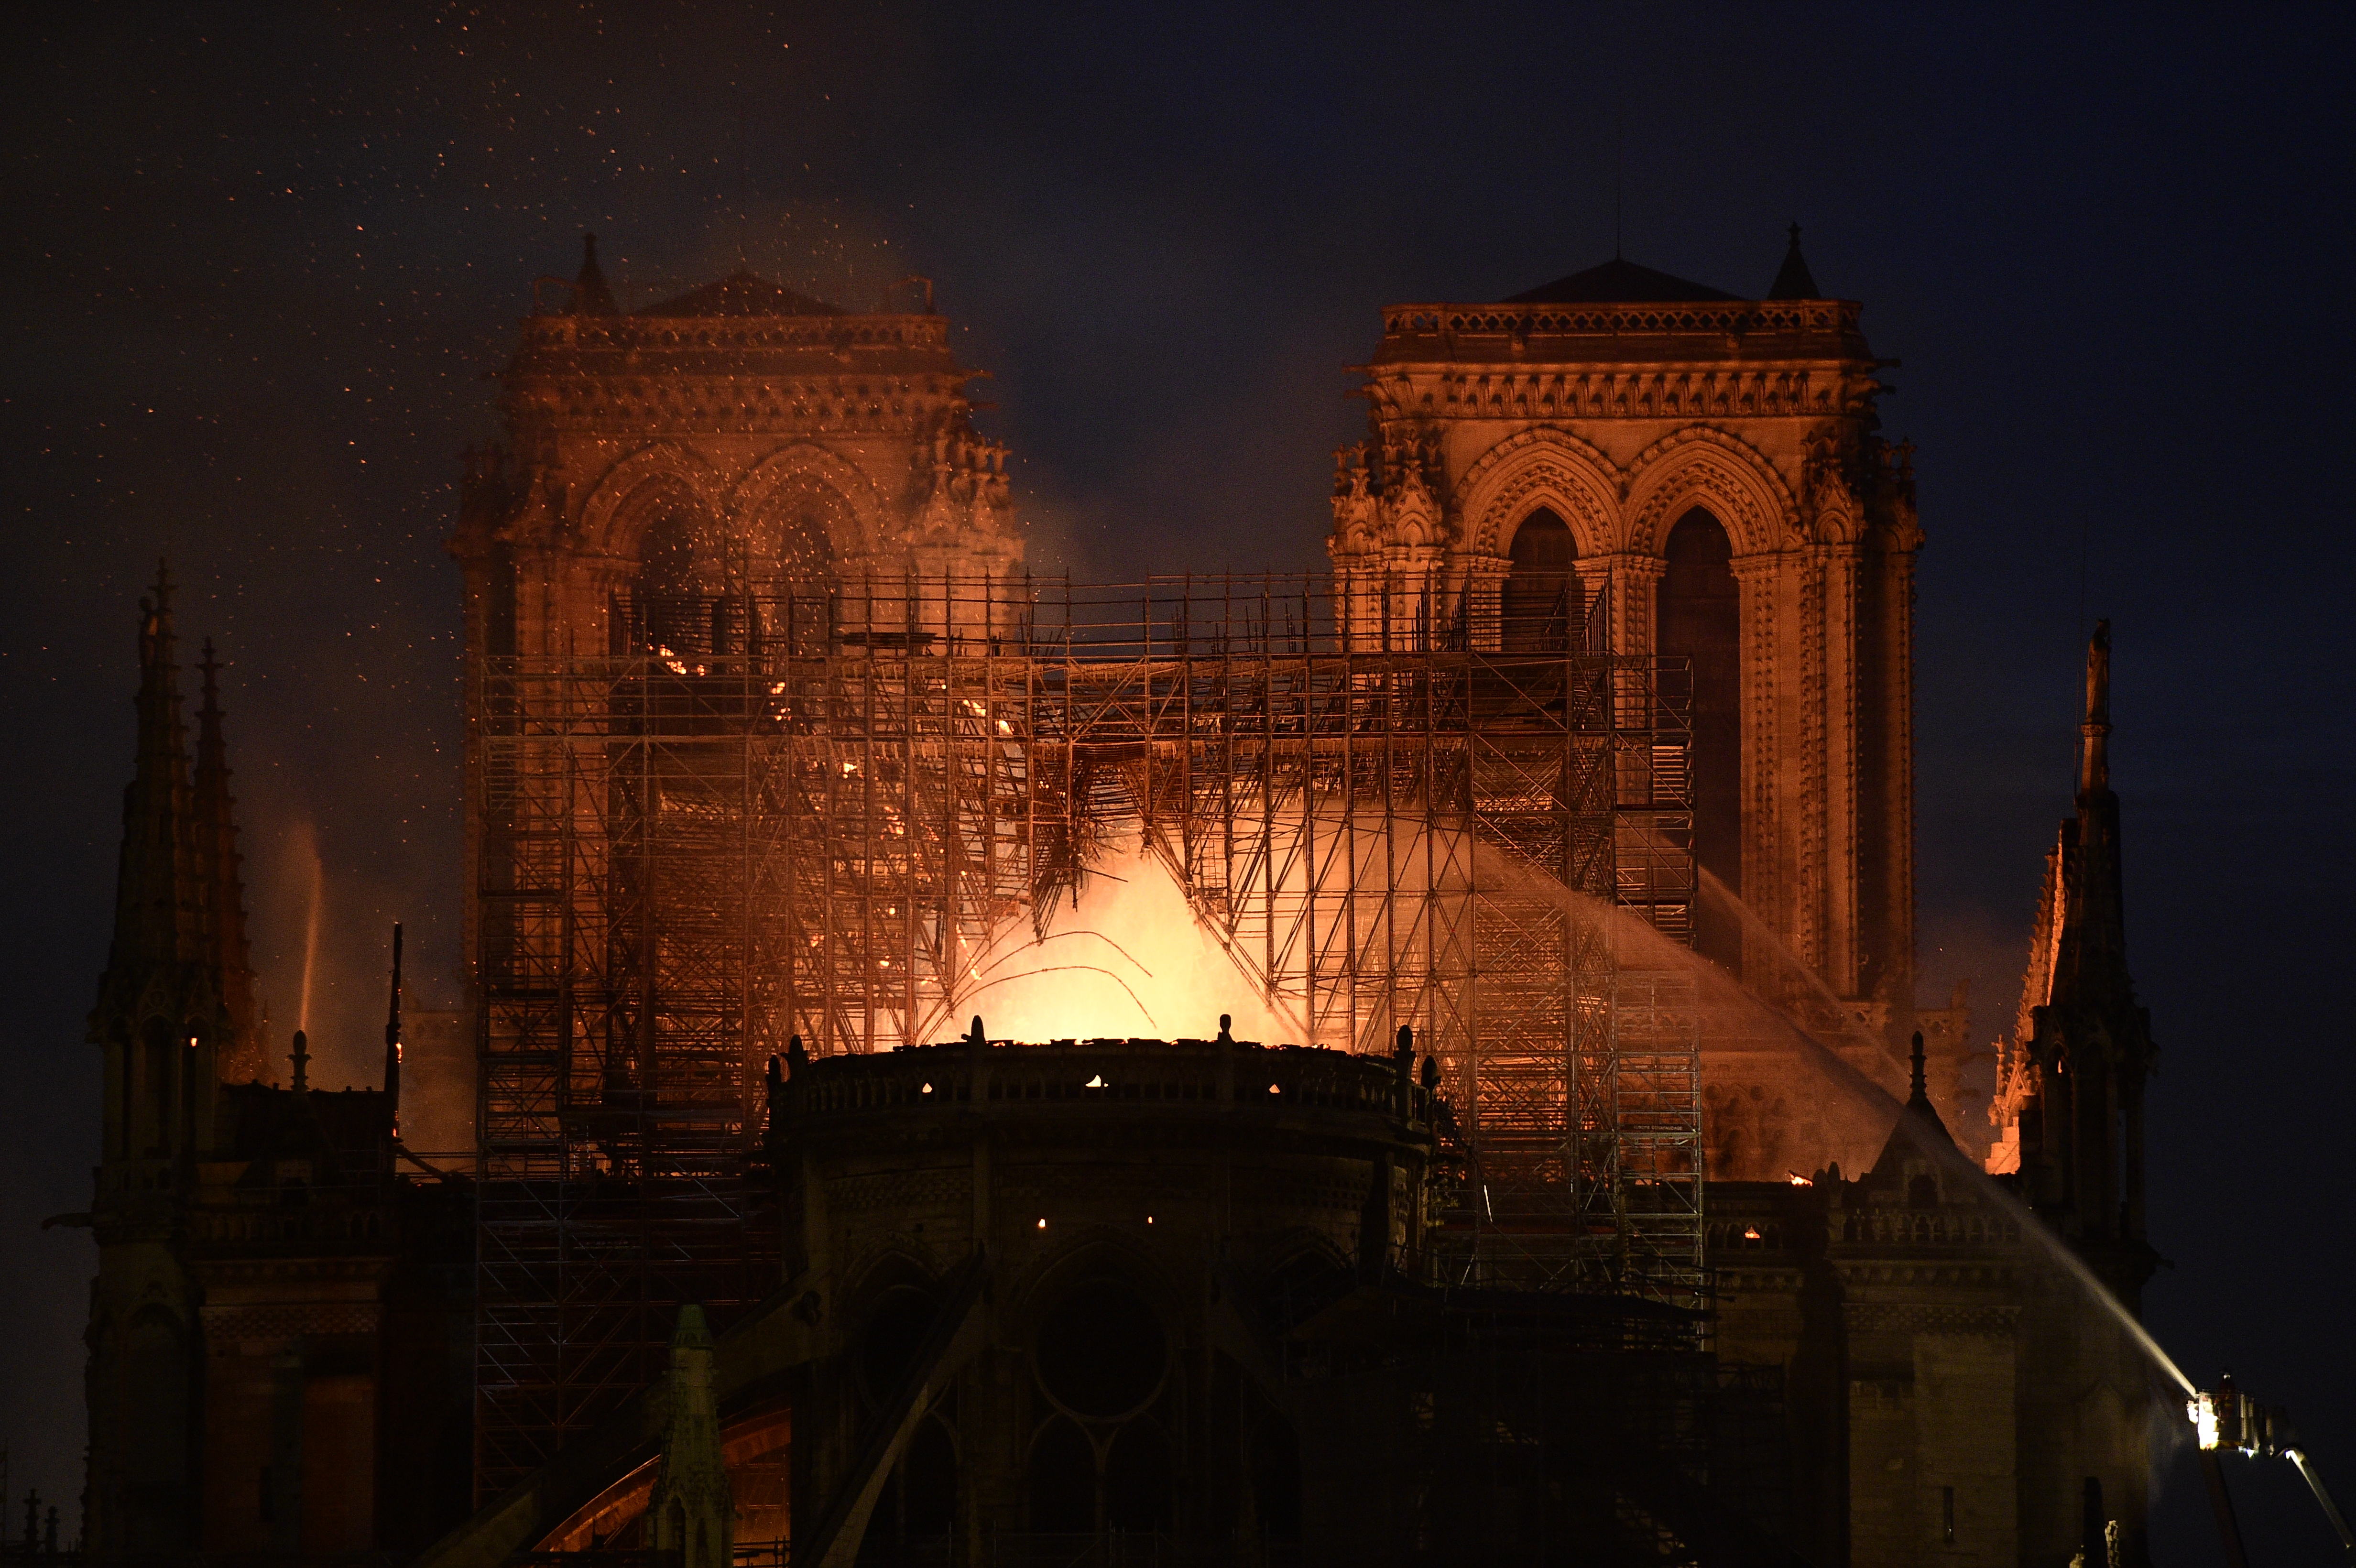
447,240,1023,668
1706,622,2158,1568
1329,245,1967,1176
1712,1063,2152,1566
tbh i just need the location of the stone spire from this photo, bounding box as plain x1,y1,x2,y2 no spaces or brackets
80,569,241,1567
2054,621,2134,1018
90,565,240,1163
2078,619,2112,797
193,638,265,1084
648,1305,733,1568
99,565,208,1002
2015,620,2155,1253
1867,1031,1956,1189
571,232,619,316
1768,222,1822,300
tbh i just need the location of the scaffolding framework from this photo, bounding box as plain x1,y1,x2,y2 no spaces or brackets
471,574,1700,1493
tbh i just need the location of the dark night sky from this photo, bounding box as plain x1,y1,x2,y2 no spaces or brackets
4,4,2351,1554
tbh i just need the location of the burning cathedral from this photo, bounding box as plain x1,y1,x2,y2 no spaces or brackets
72,231,2165,1566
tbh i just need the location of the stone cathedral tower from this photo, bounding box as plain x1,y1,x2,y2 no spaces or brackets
451,237,1023,663
1332,234,1943,1174
448,235,1028,1044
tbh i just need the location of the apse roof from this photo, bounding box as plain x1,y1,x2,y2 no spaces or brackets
634,270,844,318
1502,256,1743,305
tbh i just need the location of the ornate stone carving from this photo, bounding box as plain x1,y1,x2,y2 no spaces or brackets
1622,425,1794,556
1327,432,1448,560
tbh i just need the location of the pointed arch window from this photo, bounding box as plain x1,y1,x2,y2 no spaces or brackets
143,1017,175,1156
1502,508,1576,652
1658,507,1741,969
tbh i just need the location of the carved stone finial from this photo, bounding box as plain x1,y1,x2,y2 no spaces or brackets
648,1304,732,1568
2079,619,2112,798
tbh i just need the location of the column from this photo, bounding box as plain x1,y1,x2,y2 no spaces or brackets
1456,554,1508,652
1582,552,1664,657
1817,543,1863,999
1729,553,1784,990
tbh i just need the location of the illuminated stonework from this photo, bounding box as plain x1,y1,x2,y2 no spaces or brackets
448,240,1024,670
1332,243,1972,1175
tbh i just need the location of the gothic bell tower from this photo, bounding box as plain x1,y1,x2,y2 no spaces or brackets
1333,232,1928,1175
447,242,1030,1485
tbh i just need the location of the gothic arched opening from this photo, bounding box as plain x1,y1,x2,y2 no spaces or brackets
119,1305,191,1546
1657,507,1741,969
627,482,725,656
744,473,845,583
1026,1418,1095,1533
858,1415,956,1563
623,473,839,658
1102,1421,1172,1534
1502,508,1576,652
1035,1279,1166,1420
859,1284,939,1405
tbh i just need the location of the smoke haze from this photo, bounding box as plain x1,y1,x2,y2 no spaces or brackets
2,4,2351,1551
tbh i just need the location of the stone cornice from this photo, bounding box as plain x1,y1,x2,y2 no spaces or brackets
508,311,966,374
1375,364,1878,423
1843,1299,2022,1337
1377,296,1865,344
507,377,966,440
1835,1260,2021,1291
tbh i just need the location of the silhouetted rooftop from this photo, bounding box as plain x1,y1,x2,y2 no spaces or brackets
1504,257,1742,305
1767,224,1821,300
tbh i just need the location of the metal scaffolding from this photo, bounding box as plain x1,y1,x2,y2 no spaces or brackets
470,573,1700,1493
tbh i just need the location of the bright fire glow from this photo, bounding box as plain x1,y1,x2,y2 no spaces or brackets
968,842,1298,1044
